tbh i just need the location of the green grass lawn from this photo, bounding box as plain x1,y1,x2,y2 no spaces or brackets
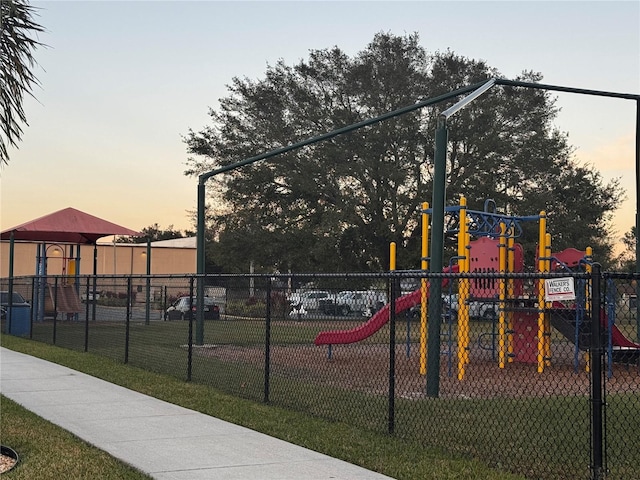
0,395,150,480
4,315,639,480
1,334,525,480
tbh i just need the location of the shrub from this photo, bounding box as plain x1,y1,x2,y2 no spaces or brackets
226,299,266,318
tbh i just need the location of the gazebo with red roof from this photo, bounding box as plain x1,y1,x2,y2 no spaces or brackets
1,207,141,324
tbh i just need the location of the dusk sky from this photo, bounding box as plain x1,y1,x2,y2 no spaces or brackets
2,1,639,249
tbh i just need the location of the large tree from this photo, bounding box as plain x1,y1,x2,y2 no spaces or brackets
184,32,623,273
617,226,636,272
1,0,44,165
116,224,192,243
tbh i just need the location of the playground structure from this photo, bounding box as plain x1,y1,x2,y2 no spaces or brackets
315,197,640,378
35,244,84,321
2,207,143,326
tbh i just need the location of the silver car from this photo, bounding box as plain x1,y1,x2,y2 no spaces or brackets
442,293,498,320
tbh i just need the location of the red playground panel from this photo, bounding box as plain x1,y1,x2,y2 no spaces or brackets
468,237,524,298
511,311,539,364
551,248,585,271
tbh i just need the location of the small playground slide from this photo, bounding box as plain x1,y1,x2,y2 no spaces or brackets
314,266,458,346
48,284,83,314
609,323,640,349
548,309,592,351
609,322,640,363
313,288,424,345
549,307,640,351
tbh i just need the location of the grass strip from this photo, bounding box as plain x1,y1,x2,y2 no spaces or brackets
0,395,150,480
1,335,523,480
18,320,640,479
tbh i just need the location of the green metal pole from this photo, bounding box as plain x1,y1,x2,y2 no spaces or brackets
590,263,604,480
92,244,98,321
425,79,497,397
7,231,14,333
426,117,448,397
8,231,14,288
145,237,151,325
196,182,206,345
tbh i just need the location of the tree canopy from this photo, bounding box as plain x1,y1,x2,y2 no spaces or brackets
116,224,192,244
617,226,637,272
184,32,623,273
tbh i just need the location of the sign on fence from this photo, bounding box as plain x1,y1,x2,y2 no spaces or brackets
544,277,576,302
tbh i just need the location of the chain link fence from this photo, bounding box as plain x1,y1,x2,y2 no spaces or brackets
2,271,638,480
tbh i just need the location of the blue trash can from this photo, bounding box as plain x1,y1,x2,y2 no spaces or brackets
2,291,32,336
7,305,31,336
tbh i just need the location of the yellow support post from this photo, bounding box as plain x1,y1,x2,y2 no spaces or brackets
537,211,547,373
420,202,430,375
457,196,469,380
390,242,396,271
507,234,515,363
498,223,507,368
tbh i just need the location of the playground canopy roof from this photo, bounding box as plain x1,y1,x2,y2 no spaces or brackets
0,207,141,244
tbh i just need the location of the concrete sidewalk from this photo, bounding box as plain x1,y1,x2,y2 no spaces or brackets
0,347,394,479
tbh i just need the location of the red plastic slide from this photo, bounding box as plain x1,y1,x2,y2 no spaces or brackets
314,265,458,346
595,307,640,349
610,323,640,349
314,289,423,346
551,302,640,350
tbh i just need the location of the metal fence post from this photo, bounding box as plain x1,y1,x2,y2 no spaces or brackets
145,238,151,325
29,276,35,339
388,275,397,434
590,264,604,480
163,285,168,321
92,244,98,322
52,276,58,345
264,277,272,403
125,276,131,364
84,276,90,352
7,232,14,335
187,277,194,381
84,275,90,325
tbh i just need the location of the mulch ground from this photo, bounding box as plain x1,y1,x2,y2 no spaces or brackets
195,342,639,399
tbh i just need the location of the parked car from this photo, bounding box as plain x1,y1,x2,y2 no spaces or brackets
442,293,498,320
1,291,30,320
320,290,387,317
286,291,303,307
318,291,356,316
618,293,637,311
289,290,331,314
80,290,101,302
165,296,220,321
